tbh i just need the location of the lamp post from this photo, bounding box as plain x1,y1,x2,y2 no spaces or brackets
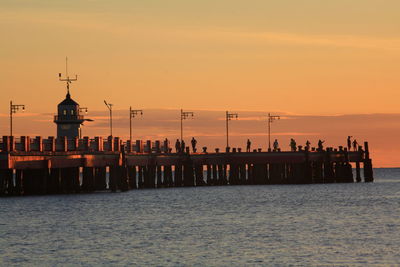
267,113,280,151
10,101,25,137
130,107,143,143
78,107,92,138
79,107,88,114
104,100,113,137
226,111,238,149
180,109,194,143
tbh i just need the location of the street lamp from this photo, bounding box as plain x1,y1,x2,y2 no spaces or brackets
78,107,93,138
79,107,88,114
104,100,113,137
130,107,143,143
267,113,280,151
10,101,25,137
180,109,194,142
226,111,238,149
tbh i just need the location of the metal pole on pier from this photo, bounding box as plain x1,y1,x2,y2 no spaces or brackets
129,106,143,143
180,109,194,143
10,101,25,137
104,100,113,137
226,111,238,149
267,113,280,151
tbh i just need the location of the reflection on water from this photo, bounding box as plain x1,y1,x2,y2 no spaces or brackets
1,168,399,266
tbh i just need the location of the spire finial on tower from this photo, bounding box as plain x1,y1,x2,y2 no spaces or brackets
59,57,77,97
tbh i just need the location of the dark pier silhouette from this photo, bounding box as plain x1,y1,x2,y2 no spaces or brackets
0,135,374,196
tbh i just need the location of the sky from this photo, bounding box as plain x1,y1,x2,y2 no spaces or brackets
0,0,399,166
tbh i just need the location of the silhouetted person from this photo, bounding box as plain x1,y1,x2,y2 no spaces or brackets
347,136,352,151
175,139,181,153
164,138,169,152
318,139,325,151
290,138,297,151
352,139,358,151
305,140,311,151
181,140,186,153
273,139,279,151
246,139,251,152
191,137,197,153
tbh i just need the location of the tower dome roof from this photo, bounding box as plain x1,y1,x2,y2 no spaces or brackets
58,92,78,106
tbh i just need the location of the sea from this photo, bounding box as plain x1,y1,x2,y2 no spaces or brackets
1,168,399,266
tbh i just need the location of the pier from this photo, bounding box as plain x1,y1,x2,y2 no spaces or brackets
0,135,374,196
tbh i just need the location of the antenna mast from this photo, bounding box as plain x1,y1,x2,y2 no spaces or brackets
59,57,78,95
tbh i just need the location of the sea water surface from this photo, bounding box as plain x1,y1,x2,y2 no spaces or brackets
1,169,399,266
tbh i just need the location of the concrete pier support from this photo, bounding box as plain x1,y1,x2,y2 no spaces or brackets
355,162,361,182
312,161,324,183
363,142,374,182
22,169,48,195
343,162,354,183
212,164,218,185
195,165,205,186
229,164,239,185
183,159,195,187
239,164,246,185
174,164,182,187
0,170,6,196
21,170,32,195
14,169,23,196
48,168,61,194
94,167,107,191
324,149,335,183
109,166,118,192
0,169,13,196
334,162,343,183
217,164,224,185
156,165,162,187
164,165,173,187
205,165,212,185
303,161,313,184
138,166,145,188
269,163,282,184
295,163,304,184
21,169,34,195
221,165,228,185
144,165,156,188
247,164,254,185
82,167,95,192
119,166,129,191
253,164,267,185
364,159,374,182
127,166,137,189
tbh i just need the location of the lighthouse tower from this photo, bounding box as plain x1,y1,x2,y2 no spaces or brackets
54,59,87,138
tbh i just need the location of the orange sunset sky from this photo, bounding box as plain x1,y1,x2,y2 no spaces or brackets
1,0,399,167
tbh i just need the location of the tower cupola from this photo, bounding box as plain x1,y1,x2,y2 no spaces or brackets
54,58,90,138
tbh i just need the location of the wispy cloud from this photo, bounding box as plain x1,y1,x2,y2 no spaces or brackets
2,9,399,52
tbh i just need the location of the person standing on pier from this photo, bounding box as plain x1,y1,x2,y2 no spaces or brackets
305,140,311,151
352,139,358,151
273,139,279,151
175,139,181,153
290,138,297,151
347,136,352,151
191,137,197,153
181,140,186,153
246,139,251,152
318,140,325,151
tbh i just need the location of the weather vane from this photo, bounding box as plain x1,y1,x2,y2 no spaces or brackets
58,57,77,95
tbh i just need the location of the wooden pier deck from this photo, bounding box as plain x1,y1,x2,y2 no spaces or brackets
0,136,374,196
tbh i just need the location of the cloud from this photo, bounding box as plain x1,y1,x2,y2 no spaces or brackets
2,8,399,52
